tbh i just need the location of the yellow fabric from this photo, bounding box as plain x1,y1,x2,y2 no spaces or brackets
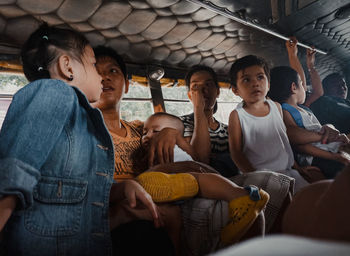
136,172,199,203
221,189,270,245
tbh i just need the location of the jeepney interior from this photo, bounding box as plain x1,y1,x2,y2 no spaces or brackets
0,0,350,254
1,0,350,125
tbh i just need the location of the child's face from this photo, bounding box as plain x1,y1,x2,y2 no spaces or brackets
232,65,269,104
295,75,306,104
141,116,175,148
72,45,102,103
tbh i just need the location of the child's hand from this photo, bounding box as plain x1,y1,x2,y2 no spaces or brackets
337,133,350,144
332,152,350,166
286,37,298,56
306,47,316,70
319,124,340,144
123,179,163,228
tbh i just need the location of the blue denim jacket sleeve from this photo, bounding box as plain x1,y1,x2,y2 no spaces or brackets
0,79,75,210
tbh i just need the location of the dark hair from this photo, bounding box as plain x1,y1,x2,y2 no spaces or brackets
229,55,270,88
322,73,344,95
93,46,127,80
21,23,89,82
184,65,219,90
268,66,299,103
150,112,184,134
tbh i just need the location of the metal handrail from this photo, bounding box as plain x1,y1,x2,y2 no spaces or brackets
186,0,327,55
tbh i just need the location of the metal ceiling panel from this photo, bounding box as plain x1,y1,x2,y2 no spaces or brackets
0,0,349,82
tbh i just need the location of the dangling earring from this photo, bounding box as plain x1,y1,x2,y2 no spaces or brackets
68,75,73,81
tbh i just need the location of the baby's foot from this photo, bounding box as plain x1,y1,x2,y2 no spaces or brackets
221,185,269,245
136,172,199,203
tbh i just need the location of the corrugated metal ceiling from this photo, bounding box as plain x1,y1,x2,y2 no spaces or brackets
0,0,349,82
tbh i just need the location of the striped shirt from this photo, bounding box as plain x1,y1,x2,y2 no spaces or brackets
180,113,229,154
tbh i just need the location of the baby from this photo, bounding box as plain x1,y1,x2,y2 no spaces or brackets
136,112,269,245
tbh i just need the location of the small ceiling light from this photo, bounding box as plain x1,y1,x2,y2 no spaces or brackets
148,67,165,81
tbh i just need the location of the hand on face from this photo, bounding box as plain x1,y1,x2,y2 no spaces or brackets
189,84,206,112
188,71,219,113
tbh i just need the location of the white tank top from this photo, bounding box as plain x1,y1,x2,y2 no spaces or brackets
298,107,340,153
236,99,294,171
298,106,322,132
174,145,193,162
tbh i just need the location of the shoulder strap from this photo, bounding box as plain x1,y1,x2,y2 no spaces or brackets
281,103,305,128
298,104,312,113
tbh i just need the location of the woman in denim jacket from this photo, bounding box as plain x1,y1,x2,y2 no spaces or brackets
0,24,160,255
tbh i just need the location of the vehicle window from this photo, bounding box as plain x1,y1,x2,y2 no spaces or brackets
162,85,241,124
121,80,153,121
162,86,193,117
0,98,12,130
215,88,242,124
0,73,27,129
0,73,27,94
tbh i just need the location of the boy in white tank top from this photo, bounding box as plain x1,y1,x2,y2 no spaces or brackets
228,55,308,192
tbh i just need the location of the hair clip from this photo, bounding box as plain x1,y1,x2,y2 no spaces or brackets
42,35,49,40
37,66,43,71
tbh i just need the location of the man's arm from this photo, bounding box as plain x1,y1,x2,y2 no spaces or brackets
304,48,323,107
295,143,350,165
189,86,211,164
286,37,307,91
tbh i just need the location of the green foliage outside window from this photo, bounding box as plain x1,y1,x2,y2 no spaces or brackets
0,73,241,124
0,73,27,94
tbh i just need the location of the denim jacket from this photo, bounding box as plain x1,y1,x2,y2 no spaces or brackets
0,79,115,255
